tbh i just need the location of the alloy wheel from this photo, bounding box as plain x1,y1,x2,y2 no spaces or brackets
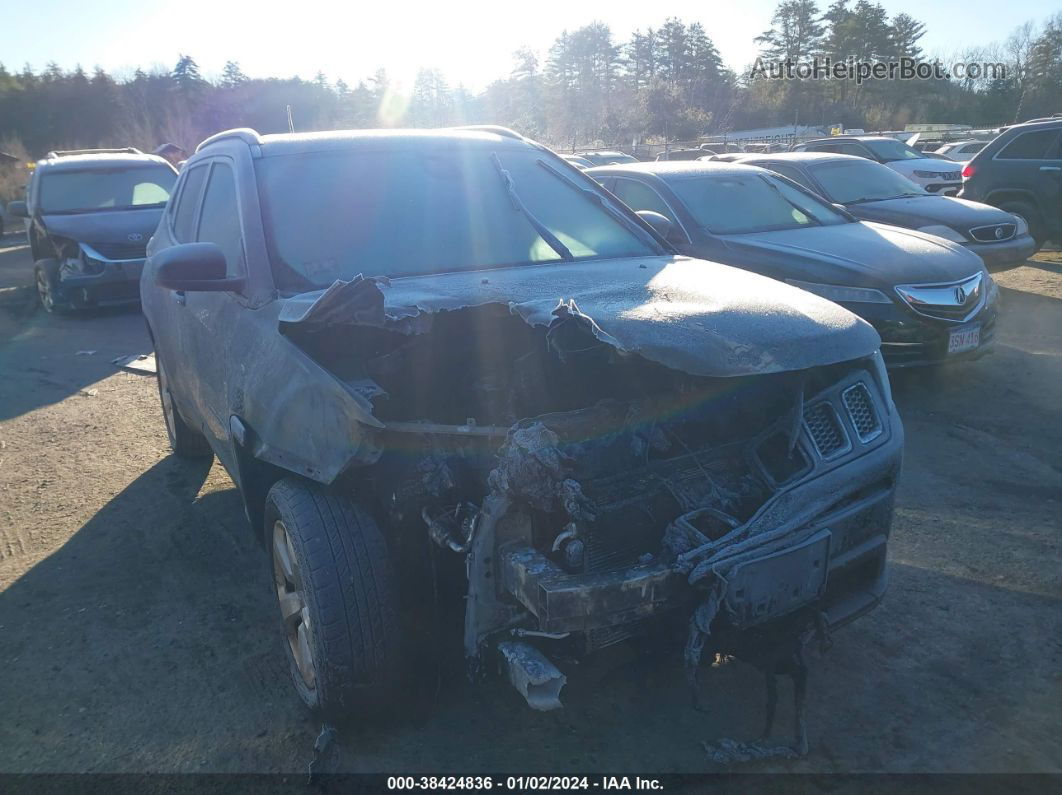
272,520,316,690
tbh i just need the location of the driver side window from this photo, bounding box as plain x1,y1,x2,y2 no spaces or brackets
171,165,208,243
196,161,245,278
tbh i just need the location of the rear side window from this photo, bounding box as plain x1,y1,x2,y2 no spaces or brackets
172,165,208,242
196,162,243,277
997,130,1061,160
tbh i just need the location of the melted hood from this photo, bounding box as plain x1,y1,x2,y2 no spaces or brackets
280,255,880,378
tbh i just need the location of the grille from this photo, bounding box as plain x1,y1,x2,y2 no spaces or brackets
87,241,148,260
969,223,1016,243
842,383,882,442
895,275,984,322
586,620,644,652
803,401,848,458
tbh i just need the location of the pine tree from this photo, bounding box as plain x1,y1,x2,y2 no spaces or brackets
220,61,247,88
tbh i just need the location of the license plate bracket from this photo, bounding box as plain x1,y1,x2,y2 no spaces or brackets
948,323,981,355
725,529,831,628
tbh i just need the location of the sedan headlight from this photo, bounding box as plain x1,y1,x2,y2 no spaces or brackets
917,224,967,243
1012,214,1029,236
785,279,893,304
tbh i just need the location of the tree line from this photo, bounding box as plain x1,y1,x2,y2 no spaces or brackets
0,3,1060,170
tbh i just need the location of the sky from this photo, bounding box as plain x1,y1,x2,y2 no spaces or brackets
1,0,1057,92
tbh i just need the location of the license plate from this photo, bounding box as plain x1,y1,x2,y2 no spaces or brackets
948,324,981,354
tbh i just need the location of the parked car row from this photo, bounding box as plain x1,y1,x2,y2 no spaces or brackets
590,159,1000,367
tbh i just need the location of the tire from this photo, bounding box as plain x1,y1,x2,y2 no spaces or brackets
997,200,1048,254
34,259,72,314
155,352,213,459
264,478,401,718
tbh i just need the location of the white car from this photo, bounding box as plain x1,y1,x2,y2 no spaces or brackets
794,136,962,195
934,140,989,161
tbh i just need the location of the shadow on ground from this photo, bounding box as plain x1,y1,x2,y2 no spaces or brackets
0,451,1059,773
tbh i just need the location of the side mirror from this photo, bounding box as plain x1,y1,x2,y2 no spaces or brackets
153,243,244,292
7,201,28,218
636,210,676,242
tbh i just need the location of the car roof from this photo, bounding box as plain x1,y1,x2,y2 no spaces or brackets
36,152,173,172
587,161,771,181
801,135,901,145
199,127,533,157
737,151,868,165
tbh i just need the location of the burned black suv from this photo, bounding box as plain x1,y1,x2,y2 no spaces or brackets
141,127,902,751
8,148,177,313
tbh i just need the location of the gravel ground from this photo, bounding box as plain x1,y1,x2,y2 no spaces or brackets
0,237,1059,774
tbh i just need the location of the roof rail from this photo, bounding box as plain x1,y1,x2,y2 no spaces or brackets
45,147,142,159
196,128,263,153
450,125,524,141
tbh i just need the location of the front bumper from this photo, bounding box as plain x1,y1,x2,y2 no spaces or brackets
844,295,999,368
58,258,144,307
965,234,1038,268
499,373,902,641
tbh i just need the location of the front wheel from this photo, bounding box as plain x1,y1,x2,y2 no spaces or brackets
264,478,401,717
34,259,71,314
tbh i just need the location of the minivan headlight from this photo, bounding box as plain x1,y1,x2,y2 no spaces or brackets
785,279,893,304
917,224,967,243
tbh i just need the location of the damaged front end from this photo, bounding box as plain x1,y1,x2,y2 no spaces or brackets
278,262,902,720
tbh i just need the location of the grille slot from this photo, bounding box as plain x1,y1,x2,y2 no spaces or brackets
803,401,848,459
842,383,882,442
87,241,148,260
969,223,1016,243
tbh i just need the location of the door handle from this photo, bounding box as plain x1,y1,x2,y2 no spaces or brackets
1040,166,1062,172
174,290,186,306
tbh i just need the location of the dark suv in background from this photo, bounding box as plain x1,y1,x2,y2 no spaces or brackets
959,117,1062,251
7,148,177,313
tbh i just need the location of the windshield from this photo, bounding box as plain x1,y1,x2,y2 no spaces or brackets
809,160,924,203
670,172,849,234
39,166,176,213
257,147,658,289
862,139,929,162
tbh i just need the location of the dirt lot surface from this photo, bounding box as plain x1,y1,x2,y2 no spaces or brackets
1,235,1060,775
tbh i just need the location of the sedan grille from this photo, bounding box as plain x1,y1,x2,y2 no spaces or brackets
842,383,882,442
87,241,148,260
969,223,1016,243
895,273,984,323
803,401,848,459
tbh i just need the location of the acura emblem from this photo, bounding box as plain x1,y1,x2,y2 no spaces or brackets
127,232,144,242
955,285,967,303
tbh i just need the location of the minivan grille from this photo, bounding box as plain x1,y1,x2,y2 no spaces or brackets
842,383,882,442
803,402,848,458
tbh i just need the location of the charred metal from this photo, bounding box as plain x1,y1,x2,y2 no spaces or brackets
275,272,902,738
